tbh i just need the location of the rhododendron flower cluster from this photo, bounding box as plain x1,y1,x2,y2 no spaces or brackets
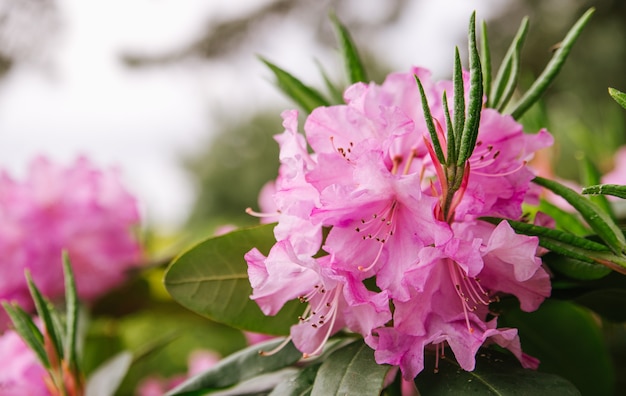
245,67,553,378
0,156,143,329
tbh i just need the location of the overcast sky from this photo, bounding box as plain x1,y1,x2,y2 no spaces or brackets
0,0,507,230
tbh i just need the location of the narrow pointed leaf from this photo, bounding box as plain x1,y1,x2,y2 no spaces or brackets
453,47,465,146
261,57,331,114
538,199,590,236
495,50,520,112
480,20,492,102
543,253,611,280
166,338,302,395
582,184,626,199
481,217,609,252
416,76,445,164
164,224,304,335
488,17,528,109
26,271,64,362
311,340,390,396
608,87,626,109
316,60,344,104
457,12,483,165
415,346,580,395
63,252,80,372
85,351,133,396
2,302,50,368
443,92,456,164
510,8,595,119
578,155,614,219
330,12,368,84
533,176,626,255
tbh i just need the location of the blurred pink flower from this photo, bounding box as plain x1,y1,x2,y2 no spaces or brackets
0,156,143,329
0,319,50,396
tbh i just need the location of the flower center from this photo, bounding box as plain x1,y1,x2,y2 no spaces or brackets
354,201,398,272
447,259,495,333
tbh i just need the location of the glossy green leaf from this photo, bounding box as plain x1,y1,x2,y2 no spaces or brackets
578,155,614,218
330,12,368,84
582,184,626,199
538,199,589,236
543,253,611,280
270,363,320,396
25,271,64,362
2,302,50,368
499,300,613,396
165,224,304,335
509,8,595,119
533,176,626,256
457,12,483,166
480,20,492,102
62,252,80,372
166,338,302,395
85,351,133,396
260,57,331,114
311,340,390,396
488,17,528,109
609,87,626,109
415,347,580,395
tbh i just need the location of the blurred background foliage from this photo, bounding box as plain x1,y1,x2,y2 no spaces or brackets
1,0,626,393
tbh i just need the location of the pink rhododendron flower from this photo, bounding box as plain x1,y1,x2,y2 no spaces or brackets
0,319,50,396
246,67,552,378
0,156,143,329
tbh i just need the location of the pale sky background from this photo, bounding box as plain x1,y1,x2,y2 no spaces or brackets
0,0,508,230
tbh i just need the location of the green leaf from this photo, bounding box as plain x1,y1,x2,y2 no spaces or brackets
509,8,595,119
533,176,626,256
260,57,331,114
608,87,626,109
537,199,590,236
578,154,615,219
25,271,64,363
415,76,445,165
488,17,528,109
330,12,368,84
85,351,133,396
164,224,304,335
315,60,344,104
480,20,492,102
166,338,302,395
415,347,580,395
481,217,608,252
311,340,390,396
499,300,614,396
452,47,465,149
270,363,320,396
63,251,80,372
543,253,611,280
457,11,483,166
2,302,50,368
582,184,626,199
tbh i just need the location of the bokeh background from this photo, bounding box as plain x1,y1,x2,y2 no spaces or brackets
0,0,625,393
